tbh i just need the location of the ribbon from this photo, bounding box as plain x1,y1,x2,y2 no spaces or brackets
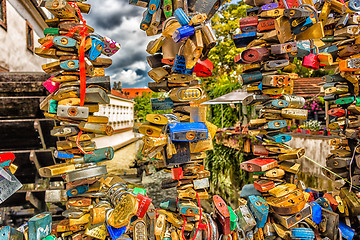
76,131,94,155
180,192,203,240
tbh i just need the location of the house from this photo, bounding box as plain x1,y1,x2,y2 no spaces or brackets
0,0,49,72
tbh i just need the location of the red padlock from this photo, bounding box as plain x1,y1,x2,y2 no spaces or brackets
241,47,269,63
193,59,214,77
136,194,152,218
302,47,320,70
171,167,184,180
0,152,15,162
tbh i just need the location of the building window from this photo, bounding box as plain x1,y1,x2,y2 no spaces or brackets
0,0,6,30
26,21,34,53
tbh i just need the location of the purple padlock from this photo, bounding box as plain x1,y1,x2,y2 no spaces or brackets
261,2,278,11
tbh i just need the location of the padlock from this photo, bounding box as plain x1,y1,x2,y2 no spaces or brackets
171,167,183,180
302,46,320,70
233,31,257,48
247,195,269,229
239,16,258,32
253,180,275,192
86,36,105,60
28,212,52,240
213,195,231,236
108,193,138,228
269,184,297,198
267,189,306,215
246,7,260,16
241,47,269,63
257,18,275,32
240,158,278,172
235,205,257,232
44,0,77,20
271,42,297,54
174,8,190,26
173,25,195,43
272,203,311,228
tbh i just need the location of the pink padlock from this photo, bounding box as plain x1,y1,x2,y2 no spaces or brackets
302,47,320,70
43,77,60,93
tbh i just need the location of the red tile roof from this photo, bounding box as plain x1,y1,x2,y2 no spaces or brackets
293,78,323,98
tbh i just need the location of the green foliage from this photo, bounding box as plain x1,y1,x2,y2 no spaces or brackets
207,81,241,128
205,142,250,205
133,92,170,122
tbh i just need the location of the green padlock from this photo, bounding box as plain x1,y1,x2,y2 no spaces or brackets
133,187,146,196
227,206,238,231
44,28,59,36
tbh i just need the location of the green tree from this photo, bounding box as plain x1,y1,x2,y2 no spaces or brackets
133,92,170,122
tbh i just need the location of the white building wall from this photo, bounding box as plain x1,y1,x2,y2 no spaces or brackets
0,0,48,71
93,95,136,149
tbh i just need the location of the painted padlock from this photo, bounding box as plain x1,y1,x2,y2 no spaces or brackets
28,212,52,240
136,193,152,218
102,36,121,57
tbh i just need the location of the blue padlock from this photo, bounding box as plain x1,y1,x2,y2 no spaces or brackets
309,201,322,224
266,120,287,130
151,97,174,111
53,36,77,50
54,150,74,159
140,9,152,31
339,222,355,240
289,40,311,58
148,0,160,14
239,184,262,198
106,225,127,240
66,185,89,197
270,99,289,108
86,36,105,60
172,55,193,75
315,197,333,211
247,195,269,229
240,71,263,84
266,133,292,143
174,8,190,26
60,60,79,70
320,45,338,54
233,31,257,48
291,17,313,35
173,25,195,43
290,228,315,239
348,0,360,11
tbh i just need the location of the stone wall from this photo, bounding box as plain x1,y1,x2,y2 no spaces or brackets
287,134,343,190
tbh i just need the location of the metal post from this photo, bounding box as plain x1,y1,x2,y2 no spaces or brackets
325,101,329,130
221,104,224,128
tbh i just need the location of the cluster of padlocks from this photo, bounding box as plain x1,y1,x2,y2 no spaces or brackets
129,0,247,239
231,0,360,237
2,0,151,239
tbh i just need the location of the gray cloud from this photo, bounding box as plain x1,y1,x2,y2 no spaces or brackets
85,0,153,88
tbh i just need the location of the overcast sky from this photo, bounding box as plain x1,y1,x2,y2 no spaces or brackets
83,0,156,89
83,0,239,89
